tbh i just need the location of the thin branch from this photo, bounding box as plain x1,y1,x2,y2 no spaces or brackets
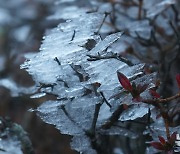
110,3,116,25
61,105,85,132
101,105,124,129
57,78,69,88
38,82,57,91
126,119,147,125
54,57,61,65
100,92,112,108
87,52,133,66
89,102,103,136
138,0,143,20
164,117,170,140
169,21,180,52
70,63,89,82
171,5,179,23
70,30,76,41
142,92,180,104
95,12,109,35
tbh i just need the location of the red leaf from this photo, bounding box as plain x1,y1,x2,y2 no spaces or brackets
132,96,142,102
149,89,160,98
158,136,166,145
137,84,148,94
123,104,129,110
117,72,133,92
176,74,180,89
169,132,177,144
150,142,164,150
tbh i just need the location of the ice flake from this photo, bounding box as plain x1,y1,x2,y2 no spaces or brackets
100,126,139,139
90,32,123,55
48,6,87,20
147,0,176,18
0,138,23,154
119,104,151,121
21,12,104,84
30,93,46,99
71,135,97,154
36,100,84,135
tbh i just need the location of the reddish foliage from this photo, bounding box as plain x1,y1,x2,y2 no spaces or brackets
169,132,177,145
176,74,180,89
117,72,133,92
150,132,177,152
158,136,166,145
150,142,164,150
149,89,161,98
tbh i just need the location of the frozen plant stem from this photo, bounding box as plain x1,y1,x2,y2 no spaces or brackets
141,92,180,140
87,53,133,66
138,0,143,20
164,116,170,140
54,57,61,65
101,105,124,129
100,92,112,108
71,30,76,41
142,92,180,104
96,12,109,35
61,105,85,132
89,102,102,136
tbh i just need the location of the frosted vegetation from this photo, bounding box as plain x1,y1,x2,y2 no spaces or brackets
20,0,180,153
0,118,33,154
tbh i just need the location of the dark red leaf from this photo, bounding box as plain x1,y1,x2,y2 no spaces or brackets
137,84,148,93
132,96,142,102
123,104,129,110
117,72,133,92
176,74,180,89
158,136,166,145
169,132,177,144
149,89,160,98
150,142,164,150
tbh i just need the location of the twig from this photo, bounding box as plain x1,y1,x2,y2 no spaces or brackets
142,92,180,105
169,21,180,52
110,3,116,25
57,78,69,88
38,82,57,91
54,57,61,65
70,63,89,82
87,53,133,66
100,92,112,108
89,102,103,136
171,5,179,23
151,29,162,51
96,12,109,35
61,105,85,131
70,30,76,41
164,116,170,140
101,105,124,129
138,0,143,20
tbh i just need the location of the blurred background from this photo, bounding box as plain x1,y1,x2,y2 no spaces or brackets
0,0,77,153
